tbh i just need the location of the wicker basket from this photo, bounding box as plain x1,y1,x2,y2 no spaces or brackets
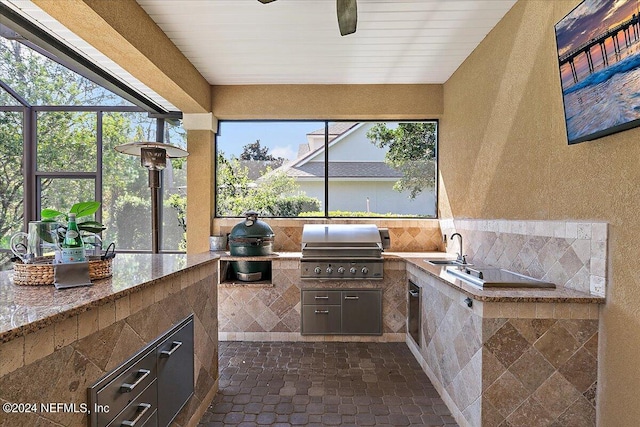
12,256,113,286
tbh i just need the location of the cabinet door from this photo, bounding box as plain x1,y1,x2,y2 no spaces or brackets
341,290,382,335
157,318,194,426
301,304,341,334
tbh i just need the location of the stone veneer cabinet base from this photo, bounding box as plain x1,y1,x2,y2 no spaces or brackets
0,262,218,427
407,264,599,427
218,257,407,338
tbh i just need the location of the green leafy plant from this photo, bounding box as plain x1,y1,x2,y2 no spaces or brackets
41,201,106,242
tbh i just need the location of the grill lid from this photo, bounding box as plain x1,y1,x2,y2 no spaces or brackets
229,211,275,240
301,224,382,258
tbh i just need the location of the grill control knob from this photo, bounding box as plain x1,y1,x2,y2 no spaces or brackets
314,267,322,274
326,267,333,274
361,267,369,275
349,267,357,274
337,267,345,274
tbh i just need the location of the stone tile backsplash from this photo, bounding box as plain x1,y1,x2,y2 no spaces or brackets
440,219,608,297
214,218,443,252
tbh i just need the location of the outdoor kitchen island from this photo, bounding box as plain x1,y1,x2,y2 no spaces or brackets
404,256,604,427
218,249,605,426
0,253,219,427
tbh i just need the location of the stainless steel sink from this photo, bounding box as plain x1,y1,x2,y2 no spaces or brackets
426,259,472,266
446,266,556,289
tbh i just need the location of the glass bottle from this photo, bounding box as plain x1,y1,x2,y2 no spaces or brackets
61,213,86,263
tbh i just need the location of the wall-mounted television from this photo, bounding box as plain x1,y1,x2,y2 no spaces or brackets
555,0,640,144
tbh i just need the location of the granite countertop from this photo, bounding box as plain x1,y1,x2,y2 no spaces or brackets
403,255,605,304
0,253,219,343
216,250,604,303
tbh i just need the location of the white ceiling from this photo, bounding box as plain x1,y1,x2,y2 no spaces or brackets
136,0,517,85
3,0,517,110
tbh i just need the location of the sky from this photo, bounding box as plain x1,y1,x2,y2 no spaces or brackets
216,121,324,160
555,0,640,56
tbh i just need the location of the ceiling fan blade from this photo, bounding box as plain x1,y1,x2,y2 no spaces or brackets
337,0,357,36
258,0,277,3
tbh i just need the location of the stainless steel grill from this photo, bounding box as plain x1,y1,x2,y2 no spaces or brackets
300,224,384,280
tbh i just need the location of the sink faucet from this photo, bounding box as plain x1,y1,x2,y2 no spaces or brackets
450,233,466,263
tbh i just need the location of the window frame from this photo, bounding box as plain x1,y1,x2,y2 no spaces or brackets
214,119,439,219
0,92,184,254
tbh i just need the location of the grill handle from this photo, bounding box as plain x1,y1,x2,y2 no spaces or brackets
302,245,382,251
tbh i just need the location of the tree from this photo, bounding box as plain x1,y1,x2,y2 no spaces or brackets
0,112,23,251
240,139,285,168
216,152,319,217
366,122,436,199
0,36,183,266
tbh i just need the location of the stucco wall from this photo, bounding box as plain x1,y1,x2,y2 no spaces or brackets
440,0,640,425
211,84,443,119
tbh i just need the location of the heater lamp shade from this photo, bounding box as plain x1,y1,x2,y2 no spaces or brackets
114,141,189,158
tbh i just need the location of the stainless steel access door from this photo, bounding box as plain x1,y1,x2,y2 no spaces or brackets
408,281,420,346
341,290,382,335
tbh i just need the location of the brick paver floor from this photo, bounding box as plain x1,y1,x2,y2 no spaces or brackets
198,341,458,426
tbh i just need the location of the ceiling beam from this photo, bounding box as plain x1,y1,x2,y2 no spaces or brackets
32,0,211,114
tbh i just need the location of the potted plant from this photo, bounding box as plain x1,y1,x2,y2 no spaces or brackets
41,201,106,244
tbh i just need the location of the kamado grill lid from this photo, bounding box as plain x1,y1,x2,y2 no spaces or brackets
229,211,275,241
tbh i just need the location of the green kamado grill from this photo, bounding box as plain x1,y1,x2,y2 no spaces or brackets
228,211,274,281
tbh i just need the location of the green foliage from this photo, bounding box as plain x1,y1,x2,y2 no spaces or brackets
0,110,24,269
272,195,320,217
114,195,150,250
240,139,285,168
42,201,101,220
366,122,437,199
216,153,321,217
166,194,187,250
40,201,106,243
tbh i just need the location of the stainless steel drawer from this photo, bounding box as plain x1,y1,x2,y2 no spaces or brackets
96,348,157,427
301,304,341,334
106,380,157,427
302,290,341,305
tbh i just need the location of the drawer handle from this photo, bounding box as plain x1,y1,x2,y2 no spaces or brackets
409,290,419,297
314,310,329,314
160,341,183,358
314,296,329,299
344,296,359,300
120,403,152,427
119,369,151,393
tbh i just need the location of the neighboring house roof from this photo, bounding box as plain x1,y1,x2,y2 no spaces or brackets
296,143,310,158
308,122,358,137
292,123,365,166
297,122,358,158
287,162,403,178
272,122,403,181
